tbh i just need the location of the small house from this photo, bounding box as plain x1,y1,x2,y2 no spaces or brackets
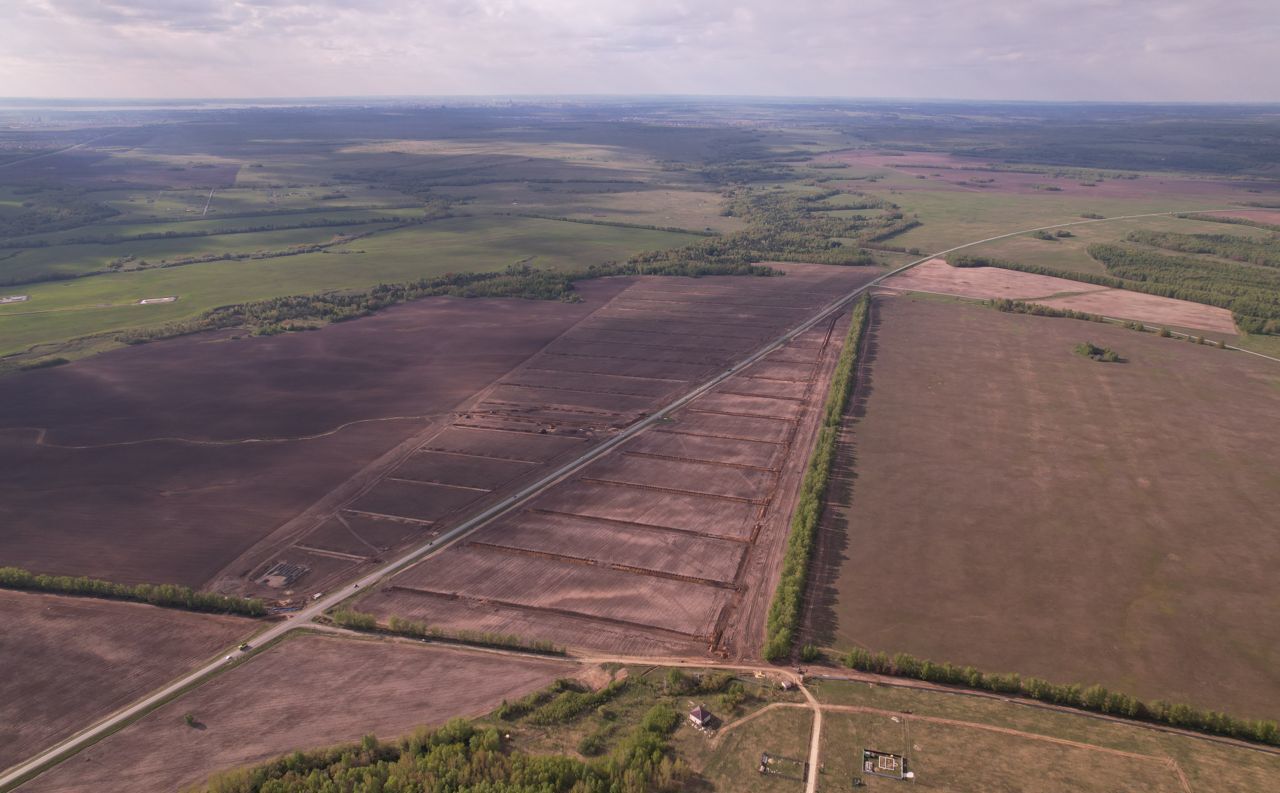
689,705,713,728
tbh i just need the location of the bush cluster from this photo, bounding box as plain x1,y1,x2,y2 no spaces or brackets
326,608,565,655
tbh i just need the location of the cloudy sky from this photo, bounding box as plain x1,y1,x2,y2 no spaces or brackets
2,0,1277,101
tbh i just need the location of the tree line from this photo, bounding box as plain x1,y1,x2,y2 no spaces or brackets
328,607,565,655
501,211,720,236
199,703,690,792
114,260,779,346
1,214,417,250
0,566,265,616
764,296,870,662
840,648,1279,747
1178,213,1280,234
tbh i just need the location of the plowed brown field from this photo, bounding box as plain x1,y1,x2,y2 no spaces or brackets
19,634,575,793
0,591,252,771
806,294,1280,719
0,283,627,589
362,264,881,659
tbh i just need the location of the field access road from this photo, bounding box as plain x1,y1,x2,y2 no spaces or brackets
2,205,1272,792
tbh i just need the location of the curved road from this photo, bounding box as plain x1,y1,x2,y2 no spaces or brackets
1,205,1273,791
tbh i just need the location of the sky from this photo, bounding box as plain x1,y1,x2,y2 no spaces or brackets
2,0,1278,101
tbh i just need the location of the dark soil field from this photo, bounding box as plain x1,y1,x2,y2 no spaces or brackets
19,633,575,793
0,282,626,588
0,590,252,772
805,294,1280,719
361,264,879,659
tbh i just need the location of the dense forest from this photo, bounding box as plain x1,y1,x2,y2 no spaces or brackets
627,186,905,270
1126,229,1280,268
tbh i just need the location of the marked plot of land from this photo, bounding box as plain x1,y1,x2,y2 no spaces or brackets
363,264,880,658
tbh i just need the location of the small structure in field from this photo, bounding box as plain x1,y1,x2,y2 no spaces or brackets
759,752,809,782
257,561,309,588
138,295,178,305
863,749,908,780
689,705,714,729
0,294,29,304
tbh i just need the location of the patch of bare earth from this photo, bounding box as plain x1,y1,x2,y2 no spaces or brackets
884,258,1238,334
804,295,1280,719
0,591,253,772
358,264,880,659
19,633,576,793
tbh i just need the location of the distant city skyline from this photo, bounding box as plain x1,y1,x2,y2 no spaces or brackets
2,1,1277,101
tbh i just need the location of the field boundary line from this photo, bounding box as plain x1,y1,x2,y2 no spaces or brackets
524,508,753,544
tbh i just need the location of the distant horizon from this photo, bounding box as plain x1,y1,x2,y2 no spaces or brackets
3,94,1280,107
4,1,1277,103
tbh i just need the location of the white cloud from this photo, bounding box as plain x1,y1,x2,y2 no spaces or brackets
0,0,1276,100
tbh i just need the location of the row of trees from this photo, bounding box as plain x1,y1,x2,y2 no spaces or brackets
0,566,265,616
840,648,1279,746
1,213,414,250
988,298,1107,323
201,706,690,792
764,296,870,662
502,212,719,237
1126,229,1280,268
327,607,565,655
115,260,779,346
1179,213,1280,234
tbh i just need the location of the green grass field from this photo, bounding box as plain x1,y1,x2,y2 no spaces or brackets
807,679,1279,793
0,215,699,356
